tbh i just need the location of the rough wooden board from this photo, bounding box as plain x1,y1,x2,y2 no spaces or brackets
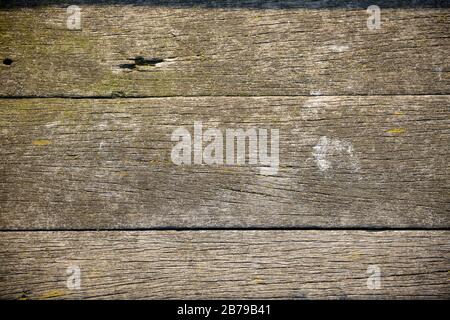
0,96,448,229
0,6,449,97
0,230,448,299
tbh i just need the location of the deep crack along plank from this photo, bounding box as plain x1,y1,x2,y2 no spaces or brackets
0,230,448,299
0,4,449,97
0,96,448,229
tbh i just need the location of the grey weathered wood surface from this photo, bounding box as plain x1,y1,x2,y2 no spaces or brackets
0,1,449,300
0,231,448,299
1,96,449,229
0,5,449,97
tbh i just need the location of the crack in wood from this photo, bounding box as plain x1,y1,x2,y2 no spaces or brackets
119,56,165,70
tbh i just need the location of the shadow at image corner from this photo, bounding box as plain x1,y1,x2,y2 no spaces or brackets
0,0,449,9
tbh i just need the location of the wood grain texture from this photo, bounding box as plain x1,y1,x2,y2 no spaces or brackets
0,5,449,97
0,2,449,300
0,230,448,299
0,96,448,229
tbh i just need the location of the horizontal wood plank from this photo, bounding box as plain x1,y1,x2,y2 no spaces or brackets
0,5,449,97
0,230,448,299
0,96,448,229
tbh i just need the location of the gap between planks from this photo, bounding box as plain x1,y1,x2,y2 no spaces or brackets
1,227,450,232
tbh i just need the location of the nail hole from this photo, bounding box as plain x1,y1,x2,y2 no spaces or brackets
119,56,164,69
3,58,13,65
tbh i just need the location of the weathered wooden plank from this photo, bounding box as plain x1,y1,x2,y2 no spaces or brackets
0,230,448,299
0,5,449,97
0,96,448,229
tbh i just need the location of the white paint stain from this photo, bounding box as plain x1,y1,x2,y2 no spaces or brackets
154,57,178,68
302,97,329,120
312,136,360,172
328,45,350,53
310,89,322,96
96,122,108,130
45,121,60,128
